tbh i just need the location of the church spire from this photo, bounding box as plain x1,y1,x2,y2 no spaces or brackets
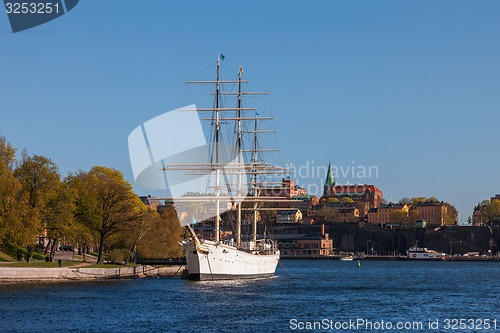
324,161,336,196
325,161,335,187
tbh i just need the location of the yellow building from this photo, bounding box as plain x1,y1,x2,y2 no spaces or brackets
367,203,409,224
411,202,449,226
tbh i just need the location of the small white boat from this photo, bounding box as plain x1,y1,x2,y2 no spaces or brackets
340,255,354,261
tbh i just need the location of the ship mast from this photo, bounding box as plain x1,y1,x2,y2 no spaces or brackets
214,54,221,243
182,56,286,248
252,113,258,245
236,66,243,248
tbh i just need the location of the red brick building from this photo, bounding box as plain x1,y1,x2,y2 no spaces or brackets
261,178,306,199
322,162,383,211
278,226,333,257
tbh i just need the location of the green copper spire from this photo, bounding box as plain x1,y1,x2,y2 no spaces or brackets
324,161,336,188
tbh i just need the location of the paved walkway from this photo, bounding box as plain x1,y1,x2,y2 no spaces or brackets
0,250,98,266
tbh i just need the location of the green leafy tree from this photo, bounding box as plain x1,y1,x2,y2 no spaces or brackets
14,155,60,211
137,206,183,258
107,208,159,263
0,162,30,248
43,180,76,261
70,166,147,264
443,203,458,225
389,210,409,223
488,199,500,218
14,154,61,261
0,135,16,169
410,197,428,206
318,205,339,221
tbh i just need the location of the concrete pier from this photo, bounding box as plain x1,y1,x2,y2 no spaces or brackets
0,265,185,282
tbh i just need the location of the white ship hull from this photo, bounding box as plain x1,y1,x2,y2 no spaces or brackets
183,239,280,280
408,252,445,259
407,247,446,260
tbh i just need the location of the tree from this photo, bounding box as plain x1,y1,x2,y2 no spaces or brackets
389,210,409,223
0,135,16,170
70,166,147,264
443,203,458,225
318,205,339,221
488,199,500,218
410,197,428,206
107,208,158,263
341,197,354,203
14,154,61,261
137,206,183,258
0,159,30,247
14,155,60,211
398,197,411,204
43,180,76,261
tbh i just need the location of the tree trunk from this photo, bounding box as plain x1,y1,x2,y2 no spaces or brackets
44,238,51,254
49,238,57,262
96,232,106,264
26,245,32,263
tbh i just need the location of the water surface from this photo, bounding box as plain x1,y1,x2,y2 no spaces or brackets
0,261,498,332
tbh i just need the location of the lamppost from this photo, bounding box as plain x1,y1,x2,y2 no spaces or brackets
367,240,371,255
449,240,453,255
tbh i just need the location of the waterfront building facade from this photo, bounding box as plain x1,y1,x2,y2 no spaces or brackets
276,209,303,224
278,228,333,257
367,203,410,224
290,195,319,214
322,162,383,212
411,201,450,226
261,178,307,199
307,203,360,223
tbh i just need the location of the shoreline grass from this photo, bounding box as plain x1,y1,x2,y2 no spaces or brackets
0,261,79,268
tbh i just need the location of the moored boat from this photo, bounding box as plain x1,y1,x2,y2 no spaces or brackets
175,55,284,280
407,246,446,260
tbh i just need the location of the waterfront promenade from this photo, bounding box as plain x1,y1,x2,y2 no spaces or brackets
0,264,184,282
0,251,185,282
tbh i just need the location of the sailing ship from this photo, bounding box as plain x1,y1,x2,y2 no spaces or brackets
166,55,286,280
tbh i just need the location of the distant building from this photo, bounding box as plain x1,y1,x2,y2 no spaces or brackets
276,209,303,224
323,161,336,196
411,201,454,226
367,203,409,224
140,195,162,211
308,203,360,223
367,201,455,227
261,178,307,199
290,195,319,214
278,225,333,257
322,162,383,212
491,194,500,202
336,204,360,223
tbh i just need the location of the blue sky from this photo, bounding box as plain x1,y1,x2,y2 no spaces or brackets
1,1,499,223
